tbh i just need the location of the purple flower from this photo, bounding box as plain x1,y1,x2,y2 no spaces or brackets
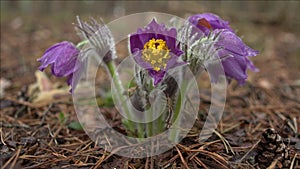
130,19,184,85
189,13,258,84
188,13,234,35
37,41,81,90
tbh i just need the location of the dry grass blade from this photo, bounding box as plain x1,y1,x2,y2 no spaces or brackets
213,130,235,155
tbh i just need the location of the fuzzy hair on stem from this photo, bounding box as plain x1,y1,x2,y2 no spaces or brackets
75,16,116,63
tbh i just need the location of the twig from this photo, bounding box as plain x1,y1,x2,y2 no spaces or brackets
175,145,190,169
9,146,21,169
40,103,53,126
145,157,149,169
213,130,235,155
290,153,297,169
48,125,63,146
193,156,210,169
237,140,260,163
92,153,106,169
1,147,18,169
92,145,131,169
181,146,228,168
0,128,6,145
276,112,298,134
222,122,242,133
150,155,154,169
266,158,279,169
162,154,179,168
128,163,136,169
5,96,38,108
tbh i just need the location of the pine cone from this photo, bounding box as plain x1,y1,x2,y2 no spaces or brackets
256,128,291,169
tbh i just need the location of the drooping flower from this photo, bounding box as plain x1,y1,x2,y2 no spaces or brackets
130,19,184,85
37,41,81,90
214,29,259,84
188,13,259,84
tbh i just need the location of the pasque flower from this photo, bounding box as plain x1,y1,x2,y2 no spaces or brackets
189,13,258,84
37,41,81,90
130,19,184,85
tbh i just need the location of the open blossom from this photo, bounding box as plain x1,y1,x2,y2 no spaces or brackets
130,19,184,85
189,13,258,84
37,41,81,90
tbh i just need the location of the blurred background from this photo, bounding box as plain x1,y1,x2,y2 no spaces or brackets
1,1,300,91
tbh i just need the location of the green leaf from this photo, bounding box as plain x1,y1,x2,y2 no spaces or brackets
97,91,115,107
68,121,83,130
58,112,67,124
104,95,114,107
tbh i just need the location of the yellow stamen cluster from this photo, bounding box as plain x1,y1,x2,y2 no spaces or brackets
142,38,170,71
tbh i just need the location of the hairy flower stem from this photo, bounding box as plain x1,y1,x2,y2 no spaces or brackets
156,113,165,134
106,61,136,134
145,108,153,137
168,92,182,142
168,78,191,142
76,40,89,48
137,123,145,138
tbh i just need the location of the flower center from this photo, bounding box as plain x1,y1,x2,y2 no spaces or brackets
142,38,170,71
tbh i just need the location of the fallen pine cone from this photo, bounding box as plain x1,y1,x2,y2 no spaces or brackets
255,128,291,169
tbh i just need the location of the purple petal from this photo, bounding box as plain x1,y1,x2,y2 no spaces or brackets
215,30,252,56
188,13,233,35
129,18,184,85
37,41,81,91
165,53,185,70
188,13,259,85
214,29,259,84
37,42,66,71
129,34,144,53
132,50,153,70
52,46,79,76
222,56,248,84
245,57,259,72
148,70,165,85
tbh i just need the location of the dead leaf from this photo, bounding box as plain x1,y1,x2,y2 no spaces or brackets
28,71,70,107
0,78,11,98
